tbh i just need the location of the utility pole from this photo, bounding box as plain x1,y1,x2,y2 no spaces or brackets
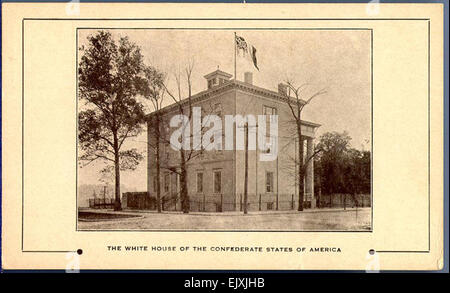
234,32,237,81
238,121,257,215
244,122,249,215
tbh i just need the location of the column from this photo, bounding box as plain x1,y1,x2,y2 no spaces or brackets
306,138,315,208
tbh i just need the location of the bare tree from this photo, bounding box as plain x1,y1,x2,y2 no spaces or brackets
284,81,326,211
159,61,218,213
142,66,166,213
159,63,192,213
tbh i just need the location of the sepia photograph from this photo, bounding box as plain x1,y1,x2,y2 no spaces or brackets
76,29,372,231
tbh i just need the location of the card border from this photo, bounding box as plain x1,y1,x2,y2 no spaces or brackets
20,17,430,256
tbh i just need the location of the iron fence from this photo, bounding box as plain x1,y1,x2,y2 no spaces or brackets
159,193,305,212
111,192,371,212
318,194,371,208
88,198,114,209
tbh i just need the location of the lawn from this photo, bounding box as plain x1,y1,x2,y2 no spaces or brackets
77,208,371,231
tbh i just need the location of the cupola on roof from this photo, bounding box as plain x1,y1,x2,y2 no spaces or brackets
204,69,233,89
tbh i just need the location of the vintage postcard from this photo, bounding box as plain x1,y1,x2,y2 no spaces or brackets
1,2,444,270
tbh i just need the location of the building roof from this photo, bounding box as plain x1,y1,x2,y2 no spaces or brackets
203,69,233,80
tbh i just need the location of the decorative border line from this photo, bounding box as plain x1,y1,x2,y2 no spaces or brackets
75,26,373,233
20,17,430,255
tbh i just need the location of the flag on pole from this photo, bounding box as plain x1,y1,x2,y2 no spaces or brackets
235,34,259,71
250,45,259,71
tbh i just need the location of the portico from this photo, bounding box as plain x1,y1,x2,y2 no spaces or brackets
292,123,318,209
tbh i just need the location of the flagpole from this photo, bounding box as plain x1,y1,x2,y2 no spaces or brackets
234,32,237,81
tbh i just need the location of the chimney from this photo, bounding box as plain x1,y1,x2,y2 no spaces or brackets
278,83,287,95
244,72,253,85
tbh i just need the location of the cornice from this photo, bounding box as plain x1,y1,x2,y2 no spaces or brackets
146,80,319,127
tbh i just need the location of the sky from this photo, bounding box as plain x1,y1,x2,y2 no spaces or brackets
78,29,371,190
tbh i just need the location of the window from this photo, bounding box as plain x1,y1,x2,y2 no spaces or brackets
214,171,222,193
266,171,274,193
163,125,170,136
163,143,170,161
208,78,217,89
211,129,222,151
263,105,277,122
214,103,223,151
214,103,222,118
172,173,178,194
197,173,203,193
263,105,276,115
263,106,277,147
164,174,170,192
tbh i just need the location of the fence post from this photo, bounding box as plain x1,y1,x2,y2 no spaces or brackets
276,193,279,211
220,194,223,212
240,194,242,211
259,194,262,211
291,194,294,210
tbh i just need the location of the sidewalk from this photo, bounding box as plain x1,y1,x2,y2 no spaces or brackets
78,207,371,230
79,207,370,217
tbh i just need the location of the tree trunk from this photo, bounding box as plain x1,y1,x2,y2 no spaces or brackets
180,149,189,213
155,156,161,212
298,125,304,211
244,122,249,214
318,175,322,208
114,140,122,211
155,118,162,213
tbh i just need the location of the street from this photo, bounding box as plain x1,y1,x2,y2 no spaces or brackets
78,207,371,231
